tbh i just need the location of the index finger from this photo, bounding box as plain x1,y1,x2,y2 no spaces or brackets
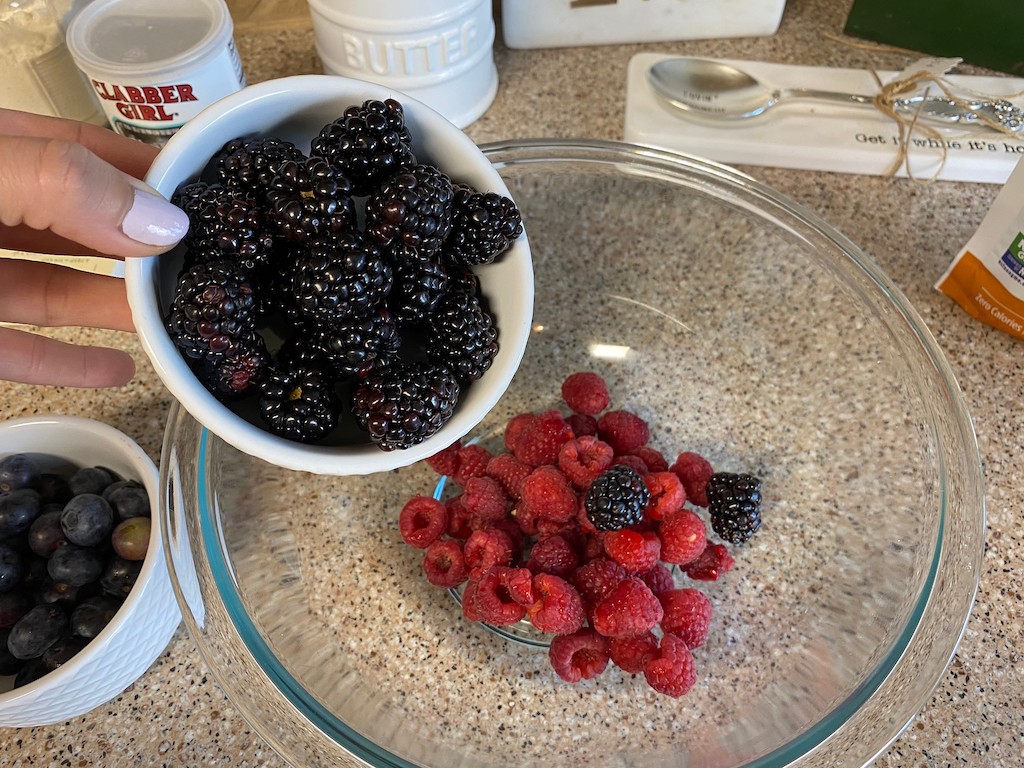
0,108,157,180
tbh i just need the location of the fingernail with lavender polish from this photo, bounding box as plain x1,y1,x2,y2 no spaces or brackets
121,188,189,247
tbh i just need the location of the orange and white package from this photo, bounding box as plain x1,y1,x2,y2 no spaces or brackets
936,157,1024,341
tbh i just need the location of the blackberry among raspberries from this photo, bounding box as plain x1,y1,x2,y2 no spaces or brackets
706,472,762,544
584,465,651,531
426,290,498,381
305,305,401,379
172,181,275,271
258,365,340,443
365,164,455,259
442,184,524,267
266,156,357,242
211,136,306,199
352,362,460,451
289,233,393,323
311,99,416,196
165,260,259,365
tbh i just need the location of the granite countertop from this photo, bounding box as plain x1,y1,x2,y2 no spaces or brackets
1,0,1021,765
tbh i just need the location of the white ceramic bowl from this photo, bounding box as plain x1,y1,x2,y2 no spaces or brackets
125,74,534,476
0,416,180,727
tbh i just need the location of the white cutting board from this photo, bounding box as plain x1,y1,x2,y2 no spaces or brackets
624,53,1024,183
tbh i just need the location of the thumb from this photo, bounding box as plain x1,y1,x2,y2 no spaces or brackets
0,135,188,257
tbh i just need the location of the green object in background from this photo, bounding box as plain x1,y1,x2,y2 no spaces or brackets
844,0,1024,76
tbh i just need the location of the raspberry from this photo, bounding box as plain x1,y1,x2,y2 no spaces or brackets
422,538,468,588
603,529,661,574
473,568,528,626
597,410,650,454
461,577,483,621
643,472,686,522
512,410,575,467
526,534,579,577
659,588,713,649
425,440,461,476
608,631,659,674
658,508,707,566
463,527,513,580
570,558,627,608
519,466,577,524
445,495,473,540
495,565,534,606
453,444,494,487
592,576,664,639
670,451,714,508
489,518,526,563
629,446,669,473
643,634,697,698
548,628,610,683
503,412,536,453
682,542,735,581
565,413,598,438
512,501,539,537
398,496,447,549
461,476,509,528
639,562,676,595
558,436,614,489
527,573,585,635
484,452,532,499
560,372,611,416
611,454,649,475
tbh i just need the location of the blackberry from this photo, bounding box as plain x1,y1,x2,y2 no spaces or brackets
290,233,393,324
258,365,340,443
706,472,762,544
165,260,259,365
365,164,455,259
352,362,460,451
211,136,306,199
388,260,448,323
584,465,650,531
172,181,275,271
441,184,523,267
446,265,482,298
426,290,497,381
266,156,357,242
306,305,401,379
193,332,270,399
311,99,416,196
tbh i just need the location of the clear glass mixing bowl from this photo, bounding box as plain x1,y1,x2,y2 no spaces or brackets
161,139,985,768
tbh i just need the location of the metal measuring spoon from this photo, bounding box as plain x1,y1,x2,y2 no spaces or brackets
647,58,1024,133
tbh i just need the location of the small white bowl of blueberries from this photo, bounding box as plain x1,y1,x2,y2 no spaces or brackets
0,416,180,727
126,75,534,476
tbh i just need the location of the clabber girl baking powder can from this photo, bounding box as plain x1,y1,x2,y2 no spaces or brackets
66,0,245,146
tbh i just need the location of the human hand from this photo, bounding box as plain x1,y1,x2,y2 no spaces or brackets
0,108,188,387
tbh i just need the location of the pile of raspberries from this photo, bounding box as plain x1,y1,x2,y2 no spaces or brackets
398,372,761,698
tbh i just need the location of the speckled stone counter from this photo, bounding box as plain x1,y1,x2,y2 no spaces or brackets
1,0,1020,765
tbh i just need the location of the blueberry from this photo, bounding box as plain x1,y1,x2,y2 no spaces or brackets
0,627,22,674
13,657,46,687
0,542,24,594
37,472,72,505
0,453,41,492
7,604,68,660
100,557,142,598
70,594,122,640
35,578,79,607
28,509,69,558
60,493,114,547
67,466,115,497
41,634,86,671
104,480,151,520
47,546,103,588
0,488,42,538
0,588,33,628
